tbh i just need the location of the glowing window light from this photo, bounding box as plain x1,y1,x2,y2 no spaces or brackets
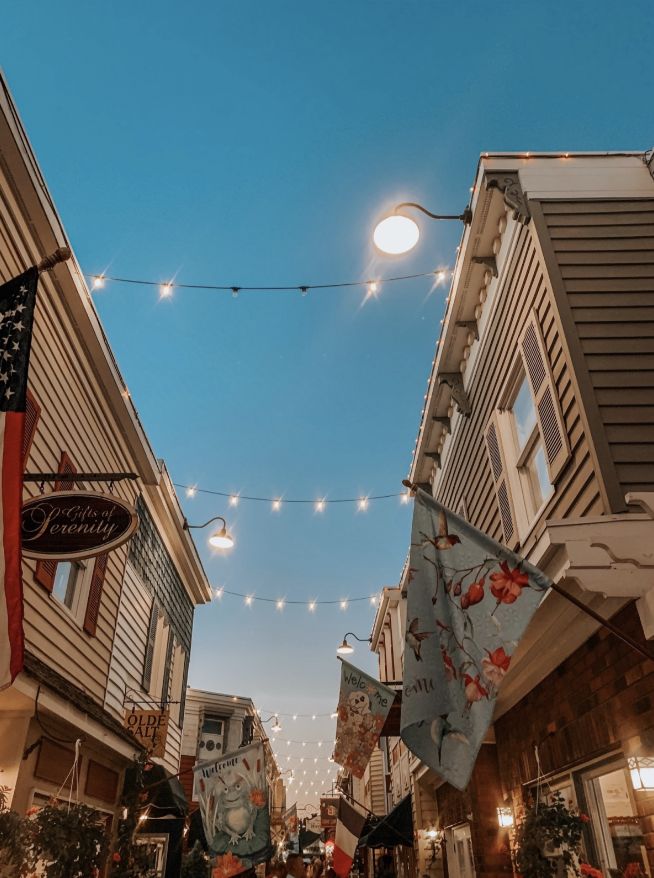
497,807,514,827
629,756,654,791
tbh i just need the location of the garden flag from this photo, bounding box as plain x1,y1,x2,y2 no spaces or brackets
333,797,366,878
334,659,395,778
400,488,550,790
193,741,272,874
0,267,39,690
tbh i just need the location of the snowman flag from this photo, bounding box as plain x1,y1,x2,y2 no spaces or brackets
194,740,272,872
400,488,550,790
333,659,396,778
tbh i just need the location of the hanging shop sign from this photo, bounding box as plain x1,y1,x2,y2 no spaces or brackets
21,490,138,561
320,797,339,829
124,708,170,758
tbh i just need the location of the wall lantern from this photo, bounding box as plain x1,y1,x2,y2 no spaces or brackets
628,756,654,791
497,807,514,828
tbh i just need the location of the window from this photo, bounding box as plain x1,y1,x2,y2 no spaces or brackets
509,373,553,516
51,560,92,619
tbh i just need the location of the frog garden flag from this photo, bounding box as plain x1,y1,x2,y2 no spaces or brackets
194,741,272,875
400,489,550,790
334,659,396,778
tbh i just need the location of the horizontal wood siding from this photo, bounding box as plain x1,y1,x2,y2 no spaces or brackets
435,223,602,547
0,164,143,703
542,199,654,493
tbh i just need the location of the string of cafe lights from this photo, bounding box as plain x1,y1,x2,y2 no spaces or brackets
214,587,382,610
88,268,451,298
179,482,412,511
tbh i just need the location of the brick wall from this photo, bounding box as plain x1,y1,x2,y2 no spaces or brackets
437,745,512,878
495,601,654,869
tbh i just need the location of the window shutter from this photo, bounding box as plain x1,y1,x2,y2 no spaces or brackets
35,452,77,592
22,390,40,465
519,313,571,482
160,628,175,706
83,553,108,636
142,603,159,692
485,415,518,547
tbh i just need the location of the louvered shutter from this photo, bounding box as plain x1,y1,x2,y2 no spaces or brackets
485,415,518,547
83,553,108,636
142,603,159,692
159,628,175,706
34,452,77,592
22,390,40,465
519,314,571,482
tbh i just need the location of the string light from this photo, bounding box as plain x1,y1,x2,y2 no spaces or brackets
176,482,406,508
88,268,446,297
214,587,224,599
213,589,378,608
186,485,197,498
159,282,174,299
276,599,285,611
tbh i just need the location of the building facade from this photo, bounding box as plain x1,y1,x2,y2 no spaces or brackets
0,73,212,873
180,688,286,843
374,152,654,878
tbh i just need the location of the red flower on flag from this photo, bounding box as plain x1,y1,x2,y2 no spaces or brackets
441,647,457,681
463,674,488,703
482,647,511,685
250,787,266,808
490,562,529,604
461,579,484,609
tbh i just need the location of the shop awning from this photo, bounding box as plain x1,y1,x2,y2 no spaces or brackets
359,795,412,849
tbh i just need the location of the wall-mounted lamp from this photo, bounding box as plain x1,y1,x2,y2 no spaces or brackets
497,807,514,828
628,756,654,791
336,632,372,656
183,515,234,550
373,202,472,256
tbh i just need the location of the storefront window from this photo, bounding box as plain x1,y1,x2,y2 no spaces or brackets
583,764,650,878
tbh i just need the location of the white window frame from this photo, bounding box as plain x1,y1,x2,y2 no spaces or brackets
148,615,169,700
50,559,94,625
496,356,554,543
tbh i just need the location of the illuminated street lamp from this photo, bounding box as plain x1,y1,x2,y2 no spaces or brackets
336,632,372,656
183,515,234,549
373,202,472,256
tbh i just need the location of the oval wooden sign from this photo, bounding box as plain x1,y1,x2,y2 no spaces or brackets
21,490,138,561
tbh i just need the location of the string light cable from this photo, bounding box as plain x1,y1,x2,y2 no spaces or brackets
215,586,380,609
178,482,412,509
88,268,451,297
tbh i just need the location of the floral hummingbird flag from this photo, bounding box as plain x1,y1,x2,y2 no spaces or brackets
193,740,272,875
334,659,396,778
400,488,549,790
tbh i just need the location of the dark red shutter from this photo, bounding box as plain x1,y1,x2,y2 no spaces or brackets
34,452,77,592
83,553,108,636
22,390,40,465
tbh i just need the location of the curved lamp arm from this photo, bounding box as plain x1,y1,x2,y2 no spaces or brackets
183,515,227,531
394,202,472,224
342,632,372,644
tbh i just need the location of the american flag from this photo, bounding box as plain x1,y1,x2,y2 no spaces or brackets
0,266,38,690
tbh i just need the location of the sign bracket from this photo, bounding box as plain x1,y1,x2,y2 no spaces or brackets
24,471,139,484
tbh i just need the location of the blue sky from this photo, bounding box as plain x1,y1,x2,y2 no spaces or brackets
2,0,652,808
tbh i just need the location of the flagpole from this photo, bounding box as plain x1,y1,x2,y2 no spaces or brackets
402,480,654,663
37,247,71,273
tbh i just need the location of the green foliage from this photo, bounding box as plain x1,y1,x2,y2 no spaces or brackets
515,793,585,878
181,841,211,878
27,800,108,878
0,808,30,876
109,751,157,878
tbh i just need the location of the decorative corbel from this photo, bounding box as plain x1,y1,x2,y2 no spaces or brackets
438,373,471,417
471,255,498,277
424,451,441,467
485,171,531,224
455,320,479,341
431,415,451,431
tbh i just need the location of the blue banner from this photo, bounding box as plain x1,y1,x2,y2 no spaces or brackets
400,489,549,789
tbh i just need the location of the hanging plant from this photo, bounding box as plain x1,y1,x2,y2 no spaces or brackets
26,799,108,878
0,808,30,876
515,793,589,878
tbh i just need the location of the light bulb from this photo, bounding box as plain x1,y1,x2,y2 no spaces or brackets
370,595,378,605
308,601,316,612
293,715,297,721
245,595,253,606
312,715,316,720
92,275,105,290
373,214,420,256
315,499,325,512
229,494,239,506
160,283,173,299
186,486,197,498
358,497,369,511
208,525,234,550
214,587,224,599
401,491,410,505
340,600,348,611
276,599,285,611
272,498,282,511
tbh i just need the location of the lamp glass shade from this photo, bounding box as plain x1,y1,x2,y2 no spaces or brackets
497,807,514,827
628,756,654,791
373,214,420,255
209,526,234,549
337,639,354,655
